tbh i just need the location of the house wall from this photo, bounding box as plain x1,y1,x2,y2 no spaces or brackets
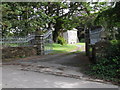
63,29,78,44
68,30,78,44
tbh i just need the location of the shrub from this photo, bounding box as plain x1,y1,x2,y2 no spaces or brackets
110,40,120,45
57,36,67,45
88,40,120,82
80,38,85,42
90,57,120,79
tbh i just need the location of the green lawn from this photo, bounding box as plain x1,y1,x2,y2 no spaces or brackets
51,43,77,54
50,43,85,54
76,43,85,46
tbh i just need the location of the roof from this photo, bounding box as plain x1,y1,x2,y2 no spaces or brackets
67,28,78,31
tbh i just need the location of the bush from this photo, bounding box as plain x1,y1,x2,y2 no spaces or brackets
88,41,120,82
80,38,85,42
57,36,67,45
90,57,120,79
110,40,120,45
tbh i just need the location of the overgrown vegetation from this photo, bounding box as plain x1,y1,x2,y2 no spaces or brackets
87,40,120,84
57,36,67,45
85,2,120,85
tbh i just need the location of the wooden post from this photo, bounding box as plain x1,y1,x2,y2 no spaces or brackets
85,27,90,56
91,45,96,64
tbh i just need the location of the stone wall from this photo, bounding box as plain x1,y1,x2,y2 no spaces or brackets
89,41,111,63
2,46,37,59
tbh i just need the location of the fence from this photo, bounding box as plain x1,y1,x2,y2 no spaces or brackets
89,28,102,45
43,30,53,54
89,28,102,63
0,35,35,47
0,30,53,55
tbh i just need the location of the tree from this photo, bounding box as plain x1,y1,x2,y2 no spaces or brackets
94,2,120,40
43,2,83,42
1,2,53,37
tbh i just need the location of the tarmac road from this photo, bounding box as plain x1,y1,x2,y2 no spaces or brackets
2,65,118,88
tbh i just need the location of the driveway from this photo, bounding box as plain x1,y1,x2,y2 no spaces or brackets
2,45,119,88
2,65,118,88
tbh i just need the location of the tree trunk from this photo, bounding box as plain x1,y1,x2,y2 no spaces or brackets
53,19,62,42
53,29,59,43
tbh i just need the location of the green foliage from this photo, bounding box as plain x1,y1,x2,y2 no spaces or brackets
90,57,119,78
1,2,54,37
80,39,85,42
106,41,120,58
88,41,120,82
2,2,114,41
57,36,67,45
94,2,120,40
61,17,80,30
116,28,120,39
110,40,120,45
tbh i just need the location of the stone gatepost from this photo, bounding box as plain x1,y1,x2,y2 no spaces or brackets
34,31,44,55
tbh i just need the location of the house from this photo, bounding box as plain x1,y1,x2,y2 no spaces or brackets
63,28,78,44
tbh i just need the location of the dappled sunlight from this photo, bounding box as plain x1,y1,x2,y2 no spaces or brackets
51,43,85,54
1,1,120,87
2,65,118,88
52,43,78,54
